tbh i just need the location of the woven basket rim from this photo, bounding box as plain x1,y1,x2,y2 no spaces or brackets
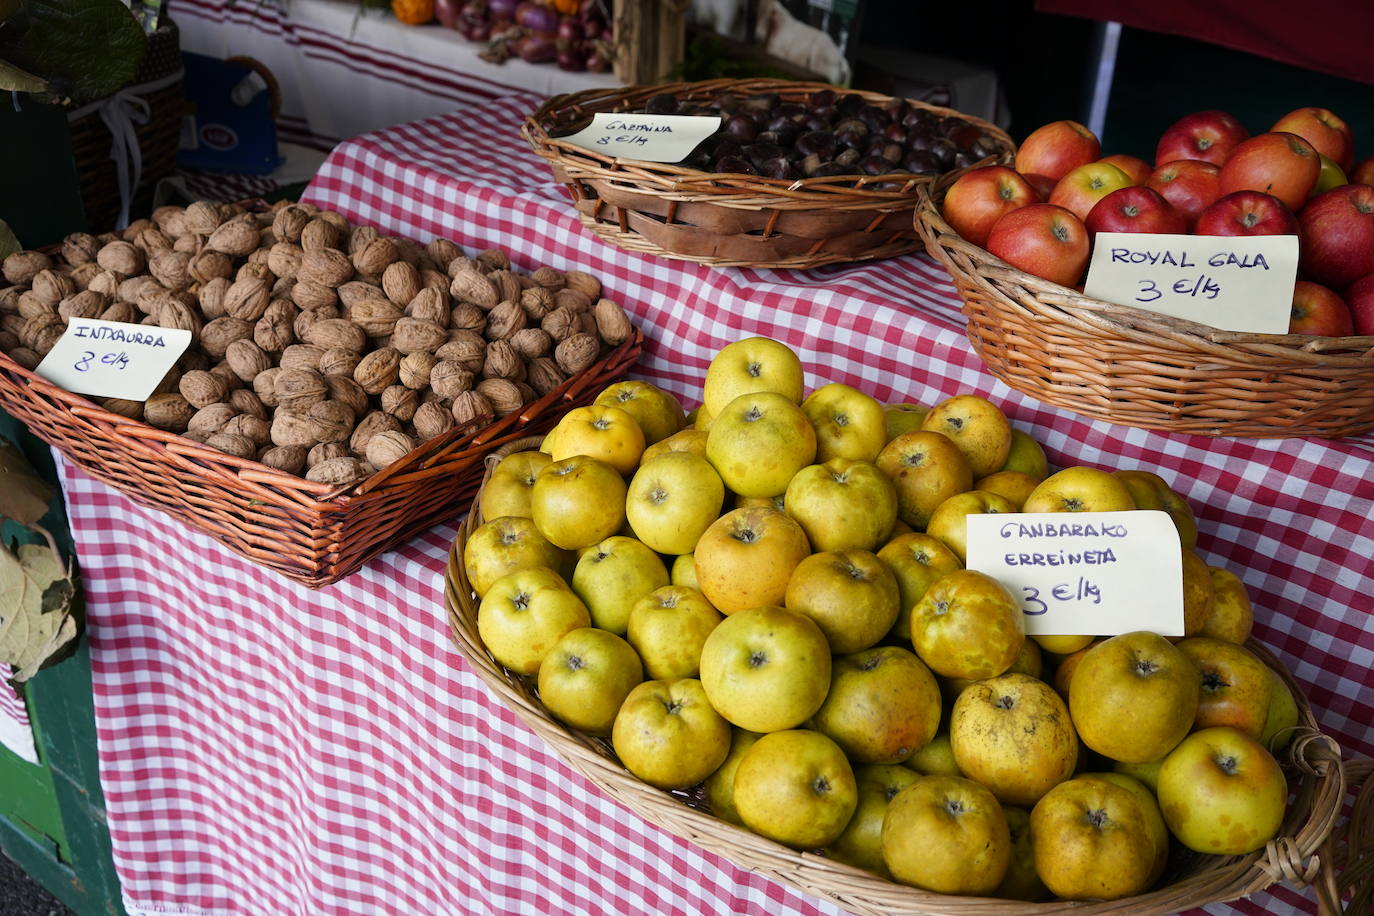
444,437,1364,916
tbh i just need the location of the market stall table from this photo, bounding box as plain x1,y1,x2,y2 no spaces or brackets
54,92,1374,916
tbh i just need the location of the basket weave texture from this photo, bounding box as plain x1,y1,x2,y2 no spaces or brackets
914,179,1374,439
523,78,1014,269
0,334,640,589
445,438,1370,916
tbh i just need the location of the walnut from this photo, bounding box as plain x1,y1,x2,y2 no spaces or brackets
222,276,271,322
392,317,447,354
261,445,307,475
447,256,483,278
308,400,356,443
449,302,486,334
7,347,40,369
0,286,21,314
476,378,524,417
399,351,436,389
541,306,579,342
554,333,601,376
224,339,271,382
426,238,461,268
21,313,65,354
275,367,328,409
350,410,402,453
485,300,526,340
236,261,273,285
300,216,341,250
206,217,261,257
270,409,320,448
186,402,238,438
266,242,303,280
187,251,231,286
326,375,369,418
576,311,598,337
350,298,403,338
206,361,242,393
97,301,138,325
354,237,399,276
476,249,510,273
69,261,101,290
221,414,271,445
224,389,264,420
482,340,524,381
419,269,450,295
200,317,254,359
353,346,402,394
450,389,494,430
0,329,16,352
404,287,448,327
152,205,189,238
337,280,386,310
316,347,358,378
144,393,194,431
519,286,555,321
307,442,350,468
564,270,601,301
279,344,326,371
530,266,565,290
488,270,523,305
430,361,474,398
271,276,295,300
157,297,204,340
288,278,337,312
205,431,257,459
253,367,283,407
435,331,486,373
101,398,144,420
506,327,551,360
61,233,101,266
412,401,455,440
32,269,77,306
303,318,366,352
298,248,352,288
58,290,108,322
184,200,225,235
347,225,379,255
449,269,498,309
554,288,592,314
306,457,368,486
254,300,298,352
96,241,144,276
272,205,312,243
132,226,173,254
381,384,419,422
179,370,229,408
514,381,538,404
133,282,173,315
17,292,53,320
365,430,415,469
3,251,54,285
527,356,567,395
593,298,633,345
79,270,115,299
292,305,341,342
393,236,425,268
196,277,229,319
118,274,159,305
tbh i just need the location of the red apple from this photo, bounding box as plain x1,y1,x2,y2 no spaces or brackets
1195,191,1299,237
986,203,1091,288
1344,274,1374,335
1016,120,1102,184
1024,172,1058,202
1298,184,1374,289
942,166,1039,247
1218,132,1321,212
1085,186,1187,239
1288,281,1354,336
1098,154,1152,186
1155,110,1250,167
1271,107,1354,172
1353,158,1374,188
1146,160,1222,229
1048,162,1134,222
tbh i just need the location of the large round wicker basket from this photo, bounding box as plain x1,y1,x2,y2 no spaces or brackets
445,437,1371,916
913,179,1374,439
523,78,1014,269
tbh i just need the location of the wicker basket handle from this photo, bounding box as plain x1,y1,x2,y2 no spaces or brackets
1310,754,1374,916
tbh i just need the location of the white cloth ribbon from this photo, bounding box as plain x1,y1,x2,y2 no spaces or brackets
67,69,184,230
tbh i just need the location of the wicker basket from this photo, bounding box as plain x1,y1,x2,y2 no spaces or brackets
0,333,640,589
523,78,1014,269
914,178,1374,439
444,438,1370,916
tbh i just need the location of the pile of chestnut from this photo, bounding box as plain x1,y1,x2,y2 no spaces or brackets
646,89,1010,182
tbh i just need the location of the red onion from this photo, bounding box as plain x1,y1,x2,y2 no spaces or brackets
581,18,604,40
557,47,585,71
557,16,584,43
585,49,610,72
515,2,558,32
468,21,491,42
515,30,558,63
488,0,518,19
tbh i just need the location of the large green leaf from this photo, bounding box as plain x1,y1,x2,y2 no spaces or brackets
0,441,53,527
0,0,146,104
1,543,77,681
0,57,46,94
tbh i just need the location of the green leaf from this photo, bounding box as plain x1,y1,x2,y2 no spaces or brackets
1,544,77,681
0,219,20,261
0,0,147,104
0,442,53,526
0,56,46,94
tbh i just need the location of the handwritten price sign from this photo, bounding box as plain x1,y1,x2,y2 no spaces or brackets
1083,232,1298,334
561,113,723,164
965,510,1184,636
35,318,192,401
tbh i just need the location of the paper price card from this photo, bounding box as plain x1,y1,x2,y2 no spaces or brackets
965,510,1184,636
560,112,723,163
1082,232,1298,334
34,318,192,402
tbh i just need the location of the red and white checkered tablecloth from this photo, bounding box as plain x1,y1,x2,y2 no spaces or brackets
58,92,1374,916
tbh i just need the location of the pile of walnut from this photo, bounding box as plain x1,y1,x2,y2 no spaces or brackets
0,200,634,488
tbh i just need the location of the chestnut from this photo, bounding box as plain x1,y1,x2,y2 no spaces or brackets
645,93,680,115
714,155,758,175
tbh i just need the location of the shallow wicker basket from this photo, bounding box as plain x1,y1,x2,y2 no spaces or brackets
914,179,1374,439
445,437,1370,916
523,78,1014,269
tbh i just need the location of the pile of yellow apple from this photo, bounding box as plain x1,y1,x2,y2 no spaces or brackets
462,337,1300,902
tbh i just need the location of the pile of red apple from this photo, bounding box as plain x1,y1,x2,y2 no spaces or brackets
941,107,1374,337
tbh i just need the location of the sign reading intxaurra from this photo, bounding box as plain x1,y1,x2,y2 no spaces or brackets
35,318,192,402
965,510,1184,636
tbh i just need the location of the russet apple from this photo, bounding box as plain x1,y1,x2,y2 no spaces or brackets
1199,566,1254,643
670,552,698,590
477,566,591,675
909,569,1025,680
876,532,963,641
703,727,762,824
733,729,858,849
812,645,942,765
785,549,900,654
693,507,810,614
950,673,1078,806
705,391,817,498
1260,668,1300,752
1194,189,1299,237
882,403,928,442
1271,107,1354,172
625,451,725,555
1049,639,1098,697
1049,161,1135,222
1218,131,1321,212
986,203,1091,288
827,764,921,877
1176,636,1274,738
538,627,644,736
904,729,961,777
1015,119,1101,183
571,535,669,634
1146,159,1223,229
701,336,804,419
1001,428,1049,479
974,470,1041,509
626,585,722,680
875,430,974,530
640,427,709,464
996,805,1049,901
925,489,1017,563
1030,775,1161,899
1288,280,1354,336
549,403,645,474
593,379,685,445
463,514,572,597
1156,726,1287,854
698,605,831,732
611,678,731,789
785,458,897,553
1181,547,1215,635
1298,183,1374,289
479,450,551,521
1155,109,1250,167
1113,468,1197,548
882,774,1010,894
1069,631,1199,763
941,165,1039,247
530,455,628,550
1022,465,1135,513
1112,756,1163,793
802,382,887,462
920,393,1012,479
1084,186,1187,239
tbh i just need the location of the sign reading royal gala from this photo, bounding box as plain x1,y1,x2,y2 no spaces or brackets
35,318,193,402
561,112,723,163
965,510,1184,636
1083,232,1298,334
